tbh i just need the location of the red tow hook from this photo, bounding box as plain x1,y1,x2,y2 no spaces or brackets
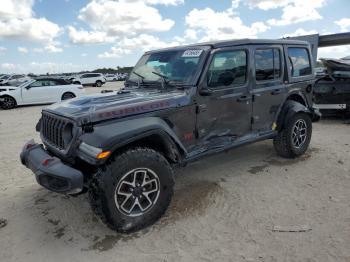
42,158,54,167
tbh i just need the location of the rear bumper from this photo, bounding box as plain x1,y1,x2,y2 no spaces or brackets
20,140,84,194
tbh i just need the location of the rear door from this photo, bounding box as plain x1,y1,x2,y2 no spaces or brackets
251,45,286,132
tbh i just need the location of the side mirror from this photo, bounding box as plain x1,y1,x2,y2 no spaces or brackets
199,88,213,96
25,85,31,89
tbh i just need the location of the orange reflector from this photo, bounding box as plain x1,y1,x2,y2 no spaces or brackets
96,151,111,159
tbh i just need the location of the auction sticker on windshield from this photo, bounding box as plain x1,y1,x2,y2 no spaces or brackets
182,50,203,57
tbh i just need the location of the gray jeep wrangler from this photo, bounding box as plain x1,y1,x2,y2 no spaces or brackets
21,38,320,233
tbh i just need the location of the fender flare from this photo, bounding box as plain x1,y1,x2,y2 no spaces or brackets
80,117,187,162
276,100,312,131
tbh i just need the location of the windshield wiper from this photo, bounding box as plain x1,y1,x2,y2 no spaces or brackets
152,71,170,89
131,71,145,88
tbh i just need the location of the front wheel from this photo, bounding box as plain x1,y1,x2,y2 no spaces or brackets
273,113,312,158
1,96,16,110
89,148,174,233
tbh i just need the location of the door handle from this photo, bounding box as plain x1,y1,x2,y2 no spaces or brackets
237,95,250,102
271,89,282,95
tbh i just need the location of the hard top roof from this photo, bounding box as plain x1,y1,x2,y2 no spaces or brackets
147,38,309,53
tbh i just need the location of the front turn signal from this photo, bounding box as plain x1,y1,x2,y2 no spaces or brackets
96,151,111,159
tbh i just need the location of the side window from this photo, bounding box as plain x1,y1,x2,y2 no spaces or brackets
49,80,59,86
29,80,44,87
255,48,281,81
288,47,312,77
207,50,247,88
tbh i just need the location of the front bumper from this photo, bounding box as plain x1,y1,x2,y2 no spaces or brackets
20,140,84,194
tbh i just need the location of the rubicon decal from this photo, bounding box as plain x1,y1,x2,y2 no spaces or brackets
97,100,171,119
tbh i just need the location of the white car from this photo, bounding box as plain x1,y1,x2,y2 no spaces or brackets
104,74,118,81
0,78,85,110
0,74,31,86
72,73,106,87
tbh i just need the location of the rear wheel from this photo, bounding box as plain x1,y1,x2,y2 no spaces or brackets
95,80,102,87
273,113,312,158
1,96,16,110
61,92,75,101
89,147,174,233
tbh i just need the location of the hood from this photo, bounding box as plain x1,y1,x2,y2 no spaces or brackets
44,88,191,125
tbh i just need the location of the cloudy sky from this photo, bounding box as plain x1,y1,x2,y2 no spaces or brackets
0,0,350,74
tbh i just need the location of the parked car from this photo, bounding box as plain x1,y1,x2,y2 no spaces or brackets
0,78,85,109
313,58,350,116
72,73,106,87
0,74,31,86
104,74,118,81
21,38,320,233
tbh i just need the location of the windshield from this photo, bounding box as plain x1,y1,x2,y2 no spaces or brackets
128,49,205,84
0,75,10,80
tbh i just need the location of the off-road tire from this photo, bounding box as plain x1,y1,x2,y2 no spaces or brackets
273,113,312,158
61,92,75,100
88,147,174,233
1,96,16,110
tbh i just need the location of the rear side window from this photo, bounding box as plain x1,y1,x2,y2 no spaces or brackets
255,48,281,81
288,47,312,77
207,50,247,88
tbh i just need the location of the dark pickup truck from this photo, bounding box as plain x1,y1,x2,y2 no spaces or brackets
20,38,320,233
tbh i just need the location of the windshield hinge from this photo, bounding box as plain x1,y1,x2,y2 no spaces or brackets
82,123,94,133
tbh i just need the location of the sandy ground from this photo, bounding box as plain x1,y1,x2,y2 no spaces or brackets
0,82,350,262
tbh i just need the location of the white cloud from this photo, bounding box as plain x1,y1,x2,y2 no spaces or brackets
1,63,16,71
44,44,63,53
1,62,93,74
318,46,350,59
141,0,184,5
0,0,33,19
81,53,88,57
282,28,318,37
33,43,63,53
0,18,61,42
67,26,113,44
98,47,131,58
244,0,293,10
0,46,6,54
69,0,175,44
335,18,350,32
185,7,269,42
267,0,326,26
18,46,28,53
0,0,62,43
98,34,179,58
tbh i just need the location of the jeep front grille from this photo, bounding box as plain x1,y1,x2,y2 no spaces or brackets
41,113,73,150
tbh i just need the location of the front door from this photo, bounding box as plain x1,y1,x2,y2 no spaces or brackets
251,46,286,132
196,47,252,147
22,80,55,103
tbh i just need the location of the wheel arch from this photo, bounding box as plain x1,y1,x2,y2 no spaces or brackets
79,117,187,164
286,92,307,106
61,91,76,100
275,100,313,131
112,131,184,164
